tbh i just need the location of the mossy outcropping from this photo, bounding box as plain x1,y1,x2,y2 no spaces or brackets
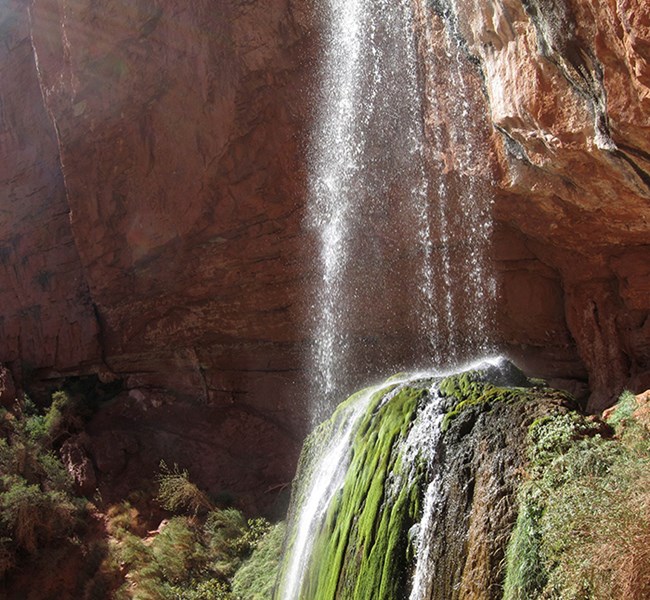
277,359,574,599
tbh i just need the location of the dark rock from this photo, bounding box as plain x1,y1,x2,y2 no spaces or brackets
0,365,16,408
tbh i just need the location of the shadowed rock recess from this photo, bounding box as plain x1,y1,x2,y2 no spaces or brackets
277,360,575,600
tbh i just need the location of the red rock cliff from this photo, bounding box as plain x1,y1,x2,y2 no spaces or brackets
432,0,650,409
2,0,317,510
0,0,648,505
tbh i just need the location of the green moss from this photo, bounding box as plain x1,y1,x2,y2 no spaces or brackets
295,384,428,600
439,371,527,432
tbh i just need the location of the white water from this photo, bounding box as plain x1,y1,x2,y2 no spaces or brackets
296,0,499,595
308,0,438,421
416,1,497,363
278,372,436,600
308,0,496,420
406,395,447,600
278,393,367,600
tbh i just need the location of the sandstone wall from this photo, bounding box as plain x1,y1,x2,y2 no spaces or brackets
422,0,650,409
1,0,317,509
0,0,648,505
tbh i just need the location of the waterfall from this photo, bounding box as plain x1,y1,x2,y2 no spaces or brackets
278,382,376,600
404,400,446,600
416,0,496,363
307,0,440,422
307,0,496,423
277,371,442,600
291,0,500,596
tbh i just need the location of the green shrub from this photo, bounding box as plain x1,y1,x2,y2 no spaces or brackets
504,391,650,599
0,396,84,579
106,501,141,539
110,504,274,600
605,389,637,428
153,517,205,583
168,578,236,600
232,522,286,600
156,461,214,515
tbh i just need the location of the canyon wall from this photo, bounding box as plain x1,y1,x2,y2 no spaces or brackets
1,0,318,510
437,0,650,409
0,0,648,506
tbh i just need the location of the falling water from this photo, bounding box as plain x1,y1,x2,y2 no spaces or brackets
278,393,368,600
294,0,498,595
278,372,438,600
307,0,496,422
403,394,446,600
307,0,439,421
415,0,497,362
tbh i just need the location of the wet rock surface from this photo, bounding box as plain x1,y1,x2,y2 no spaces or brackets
279,361,575,599
426,383,573,599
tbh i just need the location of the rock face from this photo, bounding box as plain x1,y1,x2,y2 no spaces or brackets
0,0,101,376
1,0,314,508
0,0,648,503
423,0,650,409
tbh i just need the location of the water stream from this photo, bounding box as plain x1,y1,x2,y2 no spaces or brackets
292,0,498,596
307,0,495,422
307,0,439,421
278,383,376,600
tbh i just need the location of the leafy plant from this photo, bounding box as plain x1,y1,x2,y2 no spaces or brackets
104,472,270,600
156,461,214,515
605,389,637,428
0,394,86,582
232,522,286,600
504,391,650,599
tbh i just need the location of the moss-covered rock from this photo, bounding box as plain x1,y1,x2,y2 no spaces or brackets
438,360,537,432
277,359,576,600
303,385,426,600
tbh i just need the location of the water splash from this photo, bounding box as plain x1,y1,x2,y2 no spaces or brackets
405,389,446,600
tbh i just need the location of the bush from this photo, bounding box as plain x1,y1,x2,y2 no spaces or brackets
231,522,286,600
504,391,650,599
0,397,84,576
109,503,274,600
156,461,214,515
605,389,637,428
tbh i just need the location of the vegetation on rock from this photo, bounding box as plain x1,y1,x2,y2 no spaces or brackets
0,396,87,581
0,392,281,599
438,369,529,432
503,390,650,599
294,384,427,600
